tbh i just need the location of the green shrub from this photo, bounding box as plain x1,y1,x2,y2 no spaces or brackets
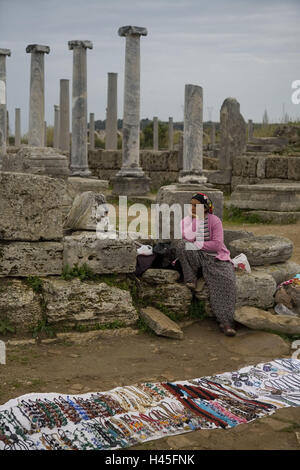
0,317,15,335
136,316,155,335
141,120,168,149
187,299,207,320
61,263,98,281
30,319,56,339
95,136,105,148
223,205,269,225
25,276,43,293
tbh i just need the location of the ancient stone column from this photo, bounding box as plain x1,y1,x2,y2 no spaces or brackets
15,108,21,147
111,26,150,195
248,119,253,142
153,116,158,150
219,98,246,172
105,72,118,150
6,110,9,145
89,112,95,150
168,117,174,150
117,26,146,175
26,44,50,147
210,122,216,149
44,121,47,146
0,48,11,167
68,40,93,176
59,79,70,152
53,105,60,148
179,84,206,184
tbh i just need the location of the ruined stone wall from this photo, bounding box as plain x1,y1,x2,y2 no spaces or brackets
231,154,300,190
88,149,218,189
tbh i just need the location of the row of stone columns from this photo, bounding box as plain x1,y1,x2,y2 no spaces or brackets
2,31,206,190
24,41,118,170
0,48,11,168
1,27,249,197
152,116,174,150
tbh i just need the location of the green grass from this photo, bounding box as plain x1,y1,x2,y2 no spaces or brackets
252,123,280,138
136,316,155,335
29,318,56,339
96,274,131,291
61,263,98,281
25,276,43,293
0,317,15,335
223,205,270,225
187,298,208,320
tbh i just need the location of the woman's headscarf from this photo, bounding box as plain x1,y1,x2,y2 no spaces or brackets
191,192,214,214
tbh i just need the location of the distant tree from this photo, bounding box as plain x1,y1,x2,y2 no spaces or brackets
95,136,105,148
262,109,269,125
141,120,168,149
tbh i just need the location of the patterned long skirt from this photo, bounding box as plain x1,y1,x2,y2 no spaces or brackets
174,239,236,326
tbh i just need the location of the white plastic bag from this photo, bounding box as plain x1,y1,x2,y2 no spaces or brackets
232,253,251,273
137,245,153,256
274,303,298,317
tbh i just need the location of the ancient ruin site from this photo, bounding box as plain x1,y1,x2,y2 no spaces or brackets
0,0,300,453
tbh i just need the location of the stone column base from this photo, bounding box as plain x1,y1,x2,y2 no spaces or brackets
70,166,91,177
111,175,151,196
178,170,207,184
156,183,224,240
1,146,70,179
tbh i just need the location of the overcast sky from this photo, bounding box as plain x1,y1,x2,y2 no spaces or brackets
1,0,300,133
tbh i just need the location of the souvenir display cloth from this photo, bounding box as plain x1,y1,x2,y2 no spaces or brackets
1,358,300,450
276,276,300,291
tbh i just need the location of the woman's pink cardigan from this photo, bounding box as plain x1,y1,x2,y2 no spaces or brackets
180,214,232,262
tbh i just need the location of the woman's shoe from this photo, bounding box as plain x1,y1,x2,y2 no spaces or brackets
185,281,197,290
220,323,236,337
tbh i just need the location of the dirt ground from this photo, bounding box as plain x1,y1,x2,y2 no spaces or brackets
0,221,300,450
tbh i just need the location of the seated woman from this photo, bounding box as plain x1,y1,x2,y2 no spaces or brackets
175,192,236,337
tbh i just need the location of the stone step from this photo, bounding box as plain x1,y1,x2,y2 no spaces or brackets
230,183,300,211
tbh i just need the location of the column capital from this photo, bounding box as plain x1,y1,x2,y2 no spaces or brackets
68,40,93,50
0,49,11,57
118,26,147,37
26,44,50,54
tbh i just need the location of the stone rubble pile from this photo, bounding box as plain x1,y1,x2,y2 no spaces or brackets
1,174,300,337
